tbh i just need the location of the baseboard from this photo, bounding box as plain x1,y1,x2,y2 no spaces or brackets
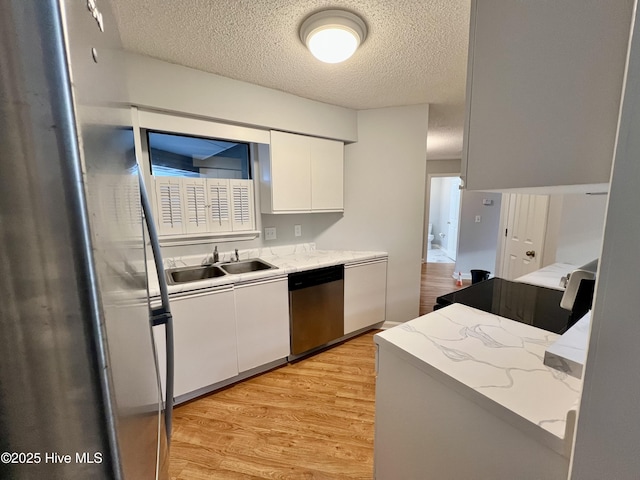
381,321,402,329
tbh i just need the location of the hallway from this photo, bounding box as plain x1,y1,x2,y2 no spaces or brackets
419,262,468,315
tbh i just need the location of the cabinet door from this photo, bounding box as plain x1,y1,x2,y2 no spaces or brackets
270,130,311,211
230,179,255,231
463,0,632,191
183,178,208,234
310,136,344,211
206,179,232,233
169,288,238,398
154,177,184,235
234,277,290,372
344,260,387,335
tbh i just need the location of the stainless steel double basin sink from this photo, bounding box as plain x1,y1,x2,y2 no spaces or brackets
166,258,278,285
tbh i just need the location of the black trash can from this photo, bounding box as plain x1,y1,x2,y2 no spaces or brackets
470,269,491,284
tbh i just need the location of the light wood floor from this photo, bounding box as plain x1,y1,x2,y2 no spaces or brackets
169,331,378,479
419,262,469,316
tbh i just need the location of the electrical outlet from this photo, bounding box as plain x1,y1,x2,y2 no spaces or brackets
265,227,276,240
475,215,482,223
294,224,302,237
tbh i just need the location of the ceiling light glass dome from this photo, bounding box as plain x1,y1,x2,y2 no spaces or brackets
300,10,367,64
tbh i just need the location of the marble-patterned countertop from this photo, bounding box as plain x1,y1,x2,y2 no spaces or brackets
544,311,591,379
375,303,582,456
513,263,591,379
148,243,388,296
514,262,577,291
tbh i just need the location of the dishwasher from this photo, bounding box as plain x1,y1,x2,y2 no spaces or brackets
288,265,344,359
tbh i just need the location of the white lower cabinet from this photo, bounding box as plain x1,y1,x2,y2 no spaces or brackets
169,287,238,398
234,277,290,372
344,259,388,335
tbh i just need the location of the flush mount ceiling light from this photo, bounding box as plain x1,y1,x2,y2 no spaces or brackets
300,9,367,64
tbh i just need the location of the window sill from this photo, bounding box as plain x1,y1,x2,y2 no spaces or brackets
159,230,260,247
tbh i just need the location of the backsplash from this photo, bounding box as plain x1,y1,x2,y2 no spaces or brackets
163,243,317,269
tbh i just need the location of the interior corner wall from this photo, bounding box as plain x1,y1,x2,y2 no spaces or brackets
313,105,429,324
454,190,503,277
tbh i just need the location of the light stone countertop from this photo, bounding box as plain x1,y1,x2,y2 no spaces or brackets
375,303,582,456
148,243,388,297
514,262,578,291
544,311,591,379
513,263,591,379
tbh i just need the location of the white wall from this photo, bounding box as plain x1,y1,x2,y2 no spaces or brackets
454,190,502,277
570,3,640,476
549,194,607,266
124,52,357,142
314,105,429,324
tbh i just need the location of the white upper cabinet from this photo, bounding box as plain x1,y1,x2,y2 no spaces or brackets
269,130,311,211
462,0,633,191
310,136,344,211
261,130,344,214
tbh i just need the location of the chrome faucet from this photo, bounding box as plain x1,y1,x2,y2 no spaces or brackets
232,248,240,262
212,246,219,264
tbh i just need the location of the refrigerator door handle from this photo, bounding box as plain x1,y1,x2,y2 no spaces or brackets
139,175,174,442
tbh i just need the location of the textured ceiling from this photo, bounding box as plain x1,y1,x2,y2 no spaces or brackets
111,0,470,157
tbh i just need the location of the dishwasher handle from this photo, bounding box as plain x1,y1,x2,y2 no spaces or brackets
288,265,344,291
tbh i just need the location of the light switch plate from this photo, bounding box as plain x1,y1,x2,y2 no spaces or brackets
265,227,276,240
475,215,482,223
294,224,302,237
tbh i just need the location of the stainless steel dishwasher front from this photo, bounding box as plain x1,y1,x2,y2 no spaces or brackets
288,265,344,357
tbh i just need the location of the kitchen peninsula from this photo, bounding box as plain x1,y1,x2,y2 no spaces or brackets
374,303,581,480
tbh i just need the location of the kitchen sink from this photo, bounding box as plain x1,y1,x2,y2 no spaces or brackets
166,265,227,285
220,258,278,275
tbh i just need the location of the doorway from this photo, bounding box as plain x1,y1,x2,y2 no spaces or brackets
426,175,462,263
497,193,549,280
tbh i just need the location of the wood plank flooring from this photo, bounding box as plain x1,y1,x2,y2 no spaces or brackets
169,331,378,479
419,262,469,316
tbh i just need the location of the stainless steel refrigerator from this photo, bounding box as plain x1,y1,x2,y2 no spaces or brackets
0,0,174,478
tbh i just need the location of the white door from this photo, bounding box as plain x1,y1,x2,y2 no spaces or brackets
445,178,462,261
500,194,549,280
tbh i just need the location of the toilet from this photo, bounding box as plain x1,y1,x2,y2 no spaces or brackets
427,223,435,250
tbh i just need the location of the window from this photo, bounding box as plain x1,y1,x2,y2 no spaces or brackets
147,131,251,179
